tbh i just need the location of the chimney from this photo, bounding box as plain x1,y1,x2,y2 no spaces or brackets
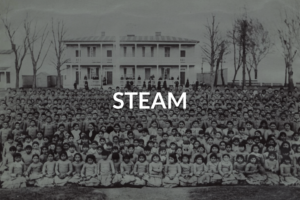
155,32,161,36
101,32,105,36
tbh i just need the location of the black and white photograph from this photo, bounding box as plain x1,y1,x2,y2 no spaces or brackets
0,0,300,199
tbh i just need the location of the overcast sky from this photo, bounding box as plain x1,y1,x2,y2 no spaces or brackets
0,0,299,83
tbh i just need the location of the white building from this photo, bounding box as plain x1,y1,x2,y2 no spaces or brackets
0,50,14,89
63,32,200,89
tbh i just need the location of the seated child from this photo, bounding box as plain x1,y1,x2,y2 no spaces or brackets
163,153,181,188
148,154,163,187
179,154,197,186
54,151,73,186
79,154,99,186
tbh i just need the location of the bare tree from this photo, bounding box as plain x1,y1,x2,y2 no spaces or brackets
278,11,299,90
0,9,28,89
213,40,230,86
24,18,51,89
228,24,242,87
51,18,68,88
247,20,273,86
201,15,226,89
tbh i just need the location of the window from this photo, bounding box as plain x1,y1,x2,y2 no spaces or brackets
180,50,186,57
87,67,99,80
107,50,112,57
142,47,145,57
151,47,154,57
132,47,135,57
75,50,81,57
87,47,96,57
123,68,127,79
165,47,170,57
123,47,127,57
6,72,10,83
145,68,151,80
161,68,170,80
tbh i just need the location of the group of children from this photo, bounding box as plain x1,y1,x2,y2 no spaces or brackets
0,86,300,189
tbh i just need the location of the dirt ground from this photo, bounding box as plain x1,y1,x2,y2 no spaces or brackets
1,185,300,200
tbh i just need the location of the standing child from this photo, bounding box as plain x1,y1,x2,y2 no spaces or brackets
68,153,84,184
148,154,163,187
179,154,197,186
79,154,99,186
54,151,73,186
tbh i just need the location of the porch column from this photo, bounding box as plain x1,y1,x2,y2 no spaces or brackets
156,44,159,57
100,65,103,88
156,65,159,83
179,65,181,86
100,44,102,61
179,44,181,63
135,65,137,87
71,65,73,85
79,65,81,88
78,44,80,62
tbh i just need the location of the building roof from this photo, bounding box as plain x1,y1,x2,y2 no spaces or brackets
0,67,10,71
0,50,13,54
64,35,199,43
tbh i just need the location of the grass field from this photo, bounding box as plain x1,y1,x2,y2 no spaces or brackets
1,186,299,200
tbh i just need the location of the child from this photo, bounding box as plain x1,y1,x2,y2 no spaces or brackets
79,154,99,186
233,155,247,183
111,153,123,185
54,151,73,186
0,146,16,173
218,154,237,185
25,154,43,186
279,156,299,186
206,154,222,184
148,154,163,187
133,154,149,186
26,120,39,139
264,152,279,185
68,153,84,184
97,150,115,187
245,155,267,185
179,154,197,186
163,153,181,188
2,134,16,159
2,153,26,189
21,145,34,171
193,155,207,185
120,154,135,185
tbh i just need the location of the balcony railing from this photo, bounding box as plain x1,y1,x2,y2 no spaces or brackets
66,57,113,63
66,57,196,64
